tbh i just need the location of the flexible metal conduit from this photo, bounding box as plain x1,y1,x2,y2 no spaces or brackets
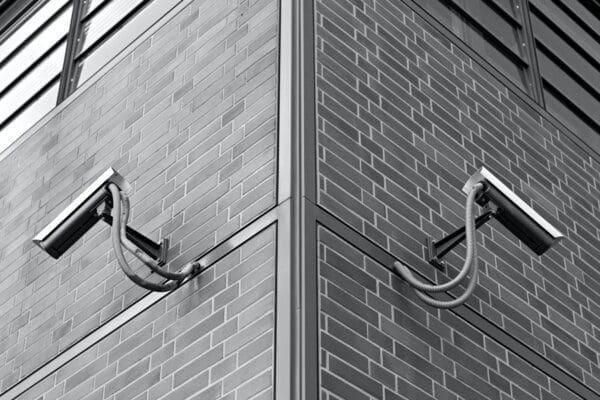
108,183,200,291
118,190,197,281
394,183,484,309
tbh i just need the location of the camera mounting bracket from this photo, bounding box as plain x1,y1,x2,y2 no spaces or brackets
427,205,497,271
98,204,169,266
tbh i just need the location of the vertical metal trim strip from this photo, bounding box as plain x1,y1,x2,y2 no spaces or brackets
276,0,319,398
521,0,545,105
300,197,319,400
58,0,84,102
298,0,319,397
300,0,317,203
275,200,293,399
277,0,292,204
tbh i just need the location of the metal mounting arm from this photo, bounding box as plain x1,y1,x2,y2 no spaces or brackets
427,207,496,270
99,204,169,266
107,184,200,292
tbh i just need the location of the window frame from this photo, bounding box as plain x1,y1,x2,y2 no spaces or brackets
414,0,542,100
0,0,156,104
404,0,600,156
0,0,40,40
0,0,154,152
58,0,151,99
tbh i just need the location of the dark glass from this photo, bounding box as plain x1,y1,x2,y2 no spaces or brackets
486,0,522,21
529,0,600,59
530,0,600,143
419,0,528,91
544,86,600,150
420,0,459,34
462,1,522,57
562,0,600,35
0,5,72,93
463,21,527,90
77,0,147,56
0,42,66,124
0,80,59,153
81,0,108,17
75,0,166,86
531,11,600,95
537,50,600,128
0,0,69,62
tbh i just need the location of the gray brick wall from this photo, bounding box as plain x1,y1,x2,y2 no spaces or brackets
18,225,275,400
319,226,583,400
0,0,278,392
315,0,600,393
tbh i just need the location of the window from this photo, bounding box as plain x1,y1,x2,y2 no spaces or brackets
411,0,600,151
417,0,537,95
0,0,165,153
0,0,71,152
528,0,600,149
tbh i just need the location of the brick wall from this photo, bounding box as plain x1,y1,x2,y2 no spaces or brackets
18,225,275,400
0,0,278,393
318,227,582,400
315,0,600,396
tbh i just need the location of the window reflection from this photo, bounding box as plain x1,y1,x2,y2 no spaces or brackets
0,5,72,93
81,0,109,17
0,0,167,154
77,0,146,56
0,81,59,154
419,0,530,93
75,0,159,86
0,41,66,123
0,0,69,62
489,0,522,21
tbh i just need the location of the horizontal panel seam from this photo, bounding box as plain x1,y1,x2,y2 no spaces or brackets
311,197,600,400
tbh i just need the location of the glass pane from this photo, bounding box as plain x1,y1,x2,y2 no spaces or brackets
529,0,600,62
564,0,600,35
0,42,65,123
486,0,521,21
75,0,168,86
81,0,109,17
537,49,600,127
0,80,59,154
420,0,459,33
77,0,146,55
0,0,69,62
544,86,600,150
464,22,527,90
419,0,527,91
0,5,72,93
463,1,522,57
531,11,600,95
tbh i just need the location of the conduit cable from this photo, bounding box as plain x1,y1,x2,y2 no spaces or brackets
410,250,479,309
394,182,484,308
108,183,199,291
118,190,197,280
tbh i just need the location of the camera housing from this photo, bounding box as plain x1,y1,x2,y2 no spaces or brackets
462,167,563,255
33,167,130,258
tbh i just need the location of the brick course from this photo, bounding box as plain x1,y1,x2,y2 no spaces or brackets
315,0,600,394
319,226,584,400
0,0,278,392
18,225,275,400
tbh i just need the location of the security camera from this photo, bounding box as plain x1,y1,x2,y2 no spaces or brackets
33,167,199,291
462,167,563,255
33,168,130,258
401,166,564,309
